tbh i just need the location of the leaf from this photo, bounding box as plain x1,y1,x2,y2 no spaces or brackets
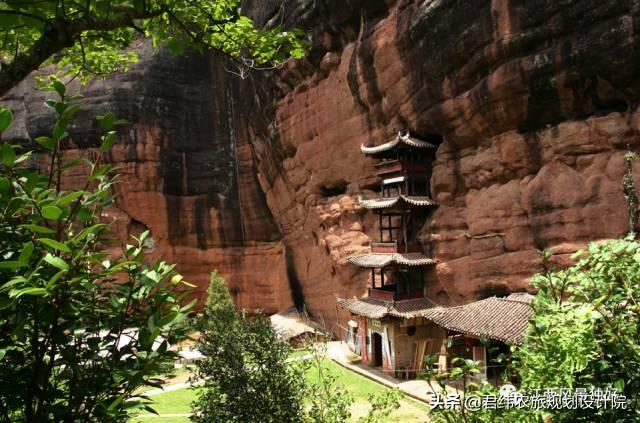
59,158,83,172
61,104,81,120
18,242,34,265
139,229,150,243
10,287,48,298
0,261,19,270
99,131,117,152
72,223,106,242
171,274,183,285
157,312,179,327
45,270,66,290
0,177,10,195
0,108,12,132
21,224,55,234
53,118,69,141
181,298,197,313
44,99,57,110
15,151,32,164
35,136,55,150
167,37,187,54
57,190,87,206
42,205,63,220
38,238,71,253
52,80,66,98
24,172,40,193
44,254,69,270
107,394,126,411
54,102,68,114
98,112,116,132
0,143,16,166
181,280,196,288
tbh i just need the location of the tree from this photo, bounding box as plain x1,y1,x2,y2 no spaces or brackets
514,238,640,421
192,270,307,423
304,340,354,423
0,82,194,421
194,272,404,423
0,0,307,95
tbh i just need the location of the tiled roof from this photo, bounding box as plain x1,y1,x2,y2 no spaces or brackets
337,297,439,319
358,195,436,210
270,307,323,340
347,253,437,268
361,132,437,155
421,295,534,344
505,292,535,303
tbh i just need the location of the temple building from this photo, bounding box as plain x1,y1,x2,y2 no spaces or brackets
338,132,534,381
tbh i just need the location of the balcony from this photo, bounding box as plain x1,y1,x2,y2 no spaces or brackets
368,287,425,301
374,160,428,177
371,241,421,254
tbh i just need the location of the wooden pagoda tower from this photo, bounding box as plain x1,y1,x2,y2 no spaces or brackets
339,132,536,378
348,131,438,301
338,131,441,374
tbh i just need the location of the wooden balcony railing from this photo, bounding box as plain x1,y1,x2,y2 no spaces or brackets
374,160,429,177
371,241,421,254
368,287,425,301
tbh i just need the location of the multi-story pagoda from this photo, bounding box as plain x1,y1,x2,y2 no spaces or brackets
349,131,438,298
338,132,535,382
338,132,538,382
338,132,446,377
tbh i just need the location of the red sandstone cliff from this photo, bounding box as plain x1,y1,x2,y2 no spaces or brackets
4,0,640,327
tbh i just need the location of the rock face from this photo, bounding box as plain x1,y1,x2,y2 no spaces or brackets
4,41,291,314
239,0,640,325
5,0,640,327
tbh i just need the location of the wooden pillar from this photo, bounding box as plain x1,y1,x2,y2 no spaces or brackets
403,213,408,252
473,345,487,380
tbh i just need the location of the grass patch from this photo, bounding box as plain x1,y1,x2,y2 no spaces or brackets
305,358,428,421
129,387,200,422
131,357,429,422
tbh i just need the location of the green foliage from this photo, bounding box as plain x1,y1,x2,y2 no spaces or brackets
0,0,308,94
514,239,640,421
422,238,640,422
192,271,307,423
357,389,403,423
0,83,194,421
421,353,522,423
193,277,402,423
304,342,354,423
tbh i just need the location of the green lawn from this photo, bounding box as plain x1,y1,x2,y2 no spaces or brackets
130,358,429,422
130,387,198,422
305,359,429,421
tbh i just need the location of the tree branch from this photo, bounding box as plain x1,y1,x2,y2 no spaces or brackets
0,8,163,96
0,10,46,23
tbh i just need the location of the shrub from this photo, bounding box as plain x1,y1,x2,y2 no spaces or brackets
0,81,193,421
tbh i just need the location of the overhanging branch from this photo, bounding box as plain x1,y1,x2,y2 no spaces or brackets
0,7,163,96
